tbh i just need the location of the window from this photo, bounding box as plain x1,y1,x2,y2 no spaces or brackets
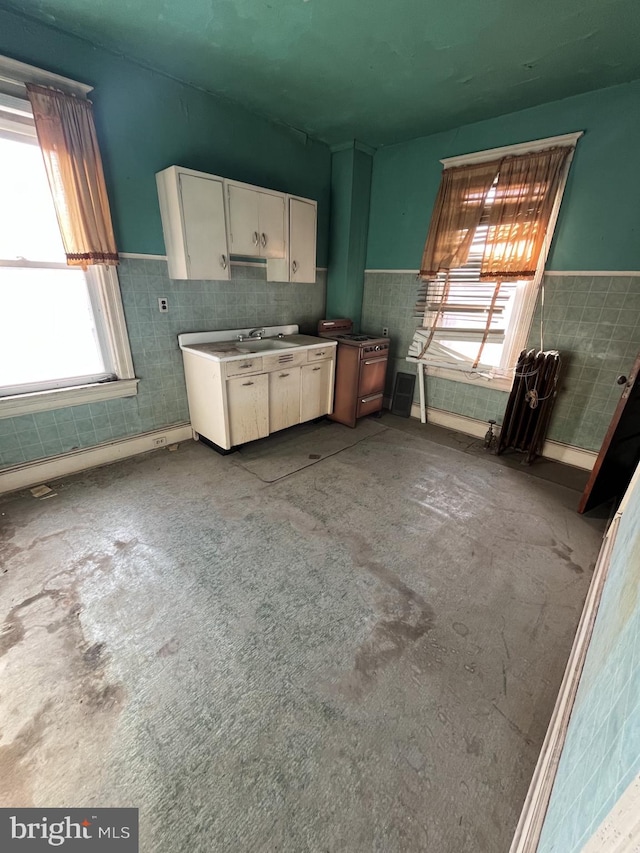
0,62,136,417
410,134,580,390
418,180,533,379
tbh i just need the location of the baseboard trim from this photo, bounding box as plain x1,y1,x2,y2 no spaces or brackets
408,403,597,470
119,252,167,260
0,424,192,495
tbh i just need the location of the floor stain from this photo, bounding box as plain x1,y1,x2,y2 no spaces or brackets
157,637,180,657
552,542,583,573
453,622,469,637
464,734,483,756
0,703,52,807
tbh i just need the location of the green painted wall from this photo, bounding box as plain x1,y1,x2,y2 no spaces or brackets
0,8,331,261
366,79,640,271
326,144,373,328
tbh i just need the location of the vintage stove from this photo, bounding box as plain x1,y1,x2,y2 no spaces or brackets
317,319,390,427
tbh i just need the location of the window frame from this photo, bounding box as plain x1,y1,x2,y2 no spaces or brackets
0,54,137,420
410,131,582,392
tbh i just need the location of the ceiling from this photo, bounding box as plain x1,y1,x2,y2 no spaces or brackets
4,0,640,146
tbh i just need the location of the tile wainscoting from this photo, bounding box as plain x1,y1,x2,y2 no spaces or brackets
361,271,640,453
0,258,326,470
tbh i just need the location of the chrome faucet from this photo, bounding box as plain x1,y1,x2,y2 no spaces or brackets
237,327,265,342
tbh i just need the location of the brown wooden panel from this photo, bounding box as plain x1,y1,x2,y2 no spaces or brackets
579,351,640,514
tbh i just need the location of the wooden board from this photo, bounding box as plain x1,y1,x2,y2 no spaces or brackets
579,351,640,514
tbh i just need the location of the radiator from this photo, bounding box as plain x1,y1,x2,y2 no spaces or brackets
497,349,561,463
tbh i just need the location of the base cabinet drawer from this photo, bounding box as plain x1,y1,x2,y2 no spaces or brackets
307,347,333,362
227,374,269,445
269,367,301,432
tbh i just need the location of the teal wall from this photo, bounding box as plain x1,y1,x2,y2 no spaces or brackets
366,79,640,272
326,144,373,328
537,466,640,852
0,8,331,262
362,78,640,453
0,7,331,473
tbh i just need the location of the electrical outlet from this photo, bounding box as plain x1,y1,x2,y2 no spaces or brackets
153,436,167,447
382,326,389,337
158,297,169,313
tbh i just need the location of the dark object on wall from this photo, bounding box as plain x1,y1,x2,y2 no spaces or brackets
391,372,416,418
579,351,640,514
497,349,561,464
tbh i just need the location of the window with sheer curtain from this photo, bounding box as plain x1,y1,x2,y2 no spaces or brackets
0,60,135,414
410,137,579,385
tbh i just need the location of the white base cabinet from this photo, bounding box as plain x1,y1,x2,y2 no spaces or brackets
269,366,302,433
300,360,333,422
227,373,270,445
182,347,335,450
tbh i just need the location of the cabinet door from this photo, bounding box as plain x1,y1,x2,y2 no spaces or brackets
227,184,261,256
226,373,269,446
289,198,317,283
258,192,286,259
179,174,230,280
300,361,333,422
269,367,301,432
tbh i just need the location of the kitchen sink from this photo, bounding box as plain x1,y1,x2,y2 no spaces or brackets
236,338,297,353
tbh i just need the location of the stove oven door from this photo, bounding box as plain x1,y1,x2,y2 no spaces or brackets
357,354,388,417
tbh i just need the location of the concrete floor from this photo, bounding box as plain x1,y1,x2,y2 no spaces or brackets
0,416,605,851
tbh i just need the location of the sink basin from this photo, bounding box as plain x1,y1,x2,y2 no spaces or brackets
236,338,297,353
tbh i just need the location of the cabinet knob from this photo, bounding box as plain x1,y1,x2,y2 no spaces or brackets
279,373,290,378
242,381,254,386
312,366,321,371
220,254,227,270
261,232,267,248
292,260,298,273
253,231,259,246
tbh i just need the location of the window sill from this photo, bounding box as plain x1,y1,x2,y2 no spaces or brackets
406,358,514,393
0,378,139,419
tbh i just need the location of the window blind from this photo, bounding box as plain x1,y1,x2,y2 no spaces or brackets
411,201,519,371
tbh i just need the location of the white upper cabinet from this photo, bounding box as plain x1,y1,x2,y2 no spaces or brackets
157,166,317,282
156,166,230,280
227,183,285,259
289,197,317,283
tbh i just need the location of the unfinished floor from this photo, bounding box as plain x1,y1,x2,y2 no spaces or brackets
0,416,605,852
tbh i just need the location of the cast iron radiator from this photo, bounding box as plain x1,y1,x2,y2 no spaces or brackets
497,349,561,464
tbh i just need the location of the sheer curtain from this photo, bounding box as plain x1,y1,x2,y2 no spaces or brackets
26,83,118,267
416,146,573,367
419,160,499,279
480,147,571,280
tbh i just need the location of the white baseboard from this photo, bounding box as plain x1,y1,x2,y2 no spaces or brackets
0,424,192,495
509,511,622,852
408,403,597,470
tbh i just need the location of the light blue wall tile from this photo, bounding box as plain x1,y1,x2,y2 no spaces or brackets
0,258,327,469
361,271,640,451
